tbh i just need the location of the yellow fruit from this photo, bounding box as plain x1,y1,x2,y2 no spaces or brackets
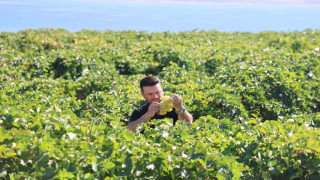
159,96,173,115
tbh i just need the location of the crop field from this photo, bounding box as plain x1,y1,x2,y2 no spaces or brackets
0,29,319,179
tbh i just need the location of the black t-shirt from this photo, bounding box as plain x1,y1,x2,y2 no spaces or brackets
130,103,178,125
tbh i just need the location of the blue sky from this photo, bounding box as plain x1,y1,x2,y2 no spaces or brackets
87,0,320,5
1,0,319,32
1,0,319,5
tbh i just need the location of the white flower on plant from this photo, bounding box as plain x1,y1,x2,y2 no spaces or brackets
218,167,226,173
0,170,7,178
82,68,89,75
147,164,154,170
162,131,169,138
136,171,143,176
20,159,26,166
48,160,53,166
120,145,126,151
288,119,294,122
297,160,301,164
263,47,270,52
182,152,188,158
181,169,187,177
92,163,97,172
67,132,76,140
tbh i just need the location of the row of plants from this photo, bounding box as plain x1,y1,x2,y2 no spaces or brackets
0,29,319,179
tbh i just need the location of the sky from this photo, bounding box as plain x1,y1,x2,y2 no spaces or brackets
0,0,319,32
88,0,320,5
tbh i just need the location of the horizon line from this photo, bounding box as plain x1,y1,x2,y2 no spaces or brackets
85,0,320,5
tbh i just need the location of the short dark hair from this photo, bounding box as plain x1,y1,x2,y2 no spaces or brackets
140,76,161,91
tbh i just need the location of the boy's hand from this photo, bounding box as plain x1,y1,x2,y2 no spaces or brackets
170,94,183,111
147,102,159,117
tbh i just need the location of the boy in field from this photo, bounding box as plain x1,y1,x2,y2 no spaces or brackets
127,76,193,132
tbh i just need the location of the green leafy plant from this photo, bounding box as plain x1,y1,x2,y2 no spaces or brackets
0,29,319,179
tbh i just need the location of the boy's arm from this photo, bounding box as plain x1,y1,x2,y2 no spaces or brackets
127,112,153,132
127,102,159,132
177,107,193,124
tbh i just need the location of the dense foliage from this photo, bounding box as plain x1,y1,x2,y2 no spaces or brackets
0,29,319,179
